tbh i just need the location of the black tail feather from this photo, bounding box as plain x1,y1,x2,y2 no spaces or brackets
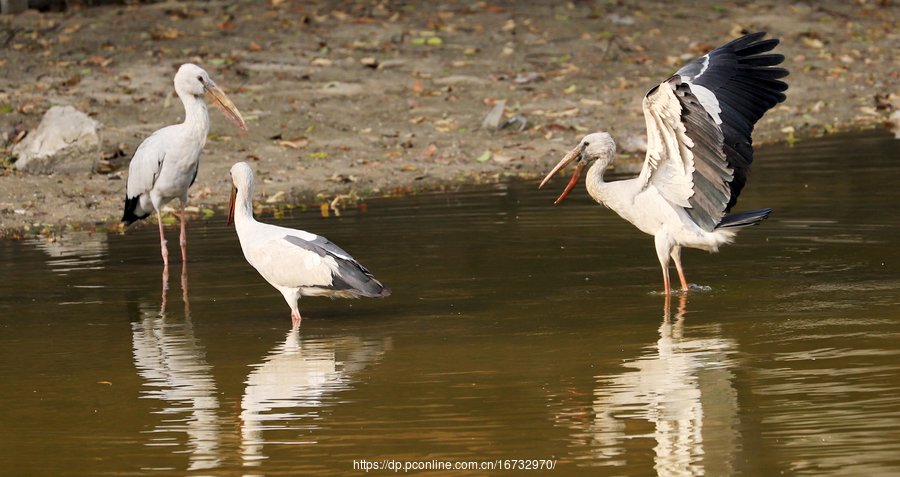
122,196,150,225
715,208,771,229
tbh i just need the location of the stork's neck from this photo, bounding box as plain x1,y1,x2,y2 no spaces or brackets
585,159,610,204
180,93,211,138
232,186,257,231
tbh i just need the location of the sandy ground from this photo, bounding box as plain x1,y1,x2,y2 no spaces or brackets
1,0,899,236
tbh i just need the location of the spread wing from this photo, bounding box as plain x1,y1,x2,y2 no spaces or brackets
638,32,789,232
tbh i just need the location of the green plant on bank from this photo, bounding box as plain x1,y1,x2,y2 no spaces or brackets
1,155,17,171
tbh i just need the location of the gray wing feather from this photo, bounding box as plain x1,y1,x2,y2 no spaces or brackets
125,131,167,199
671,80,732,232
283,235,390,297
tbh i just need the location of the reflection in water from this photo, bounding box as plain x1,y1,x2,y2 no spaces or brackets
131,268,221,471
560,296,740,475
241,332,391,466
752,332,900,475
132,268,390,471
28,231,107,274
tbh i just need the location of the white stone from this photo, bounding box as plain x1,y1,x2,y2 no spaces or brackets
12,105,102,174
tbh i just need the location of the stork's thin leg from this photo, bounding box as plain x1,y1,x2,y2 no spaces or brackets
661,265,671,295
290,310,302,329
179,203,187,264
671,246,689,292
655,232,674,295
157,209,169,268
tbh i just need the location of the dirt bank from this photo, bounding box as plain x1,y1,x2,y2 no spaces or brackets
1,0,899,236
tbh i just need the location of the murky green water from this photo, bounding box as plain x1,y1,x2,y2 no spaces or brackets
2,131,900,476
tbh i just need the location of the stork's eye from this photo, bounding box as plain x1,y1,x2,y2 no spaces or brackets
197,75,204,83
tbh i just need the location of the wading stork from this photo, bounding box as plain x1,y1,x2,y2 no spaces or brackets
123,63,248,268
540,32,788,294
227,162,391,327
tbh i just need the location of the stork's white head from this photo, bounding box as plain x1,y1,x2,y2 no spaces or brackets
227,162,255,226
230,162,254,193
577,132,617,167
539,132,617,203
174,63,213,97
173,63,249,130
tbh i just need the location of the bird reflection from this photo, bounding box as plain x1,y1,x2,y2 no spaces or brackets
159,263,190,317
132,264,219,470
133,280,389,472
559,296,740,475
240,331,391,466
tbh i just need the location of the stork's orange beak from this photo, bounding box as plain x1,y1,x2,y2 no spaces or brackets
227,185,237,227
206,83,249,131
539,143,586,204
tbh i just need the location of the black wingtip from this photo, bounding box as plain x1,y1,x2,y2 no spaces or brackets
122,196,150,225
715,208,772,228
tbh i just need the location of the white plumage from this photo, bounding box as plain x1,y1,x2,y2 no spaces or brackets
540,33,788,293
227,162,391,327
123,63,248,268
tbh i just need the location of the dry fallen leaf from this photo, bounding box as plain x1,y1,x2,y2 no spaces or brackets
859,106,880,116
249,41,263,52
409,116,427,124
265,191,287,204
150,25,184,40
482,99,506,129
420,143,438,158
412,79,424,94
84,56,112,67
401,165,419,171
278,137,309,149
803,37,824,49
545,108,580,118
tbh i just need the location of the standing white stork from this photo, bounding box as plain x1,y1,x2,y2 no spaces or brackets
540,32,788,294
227,162,391,327
123,63,248,269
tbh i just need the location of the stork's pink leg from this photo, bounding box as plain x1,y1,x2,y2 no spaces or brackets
671,246,689,292
179,203,187,264
655,233,674,295
291,310,302,329
661,265,671,295
157,209,169,268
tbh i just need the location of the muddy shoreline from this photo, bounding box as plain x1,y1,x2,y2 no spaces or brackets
1,0,898,237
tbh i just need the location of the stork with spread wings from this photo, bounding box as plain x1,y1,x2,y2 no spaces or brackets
540,32,789,294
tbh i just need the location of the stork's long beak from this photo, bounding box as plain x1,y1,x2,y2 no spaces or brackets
227,185,237,227
539,144,587,204
206,83,249,131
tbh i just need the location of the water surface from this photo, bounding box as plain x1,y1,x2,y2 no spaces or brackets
2,131,900,475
